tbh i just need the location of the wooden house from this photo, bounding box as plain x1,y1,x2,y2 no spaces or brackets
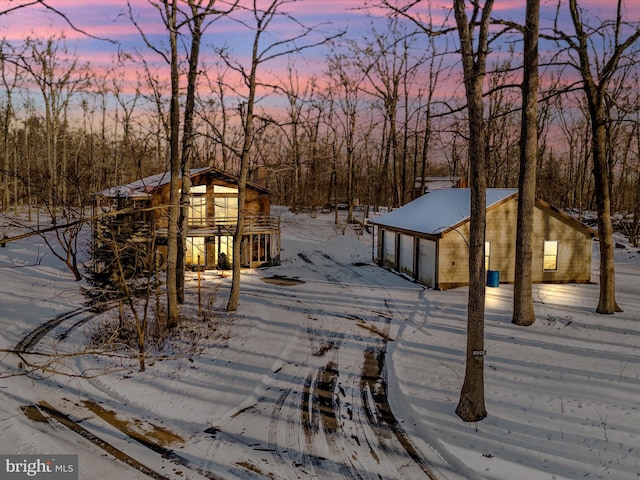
369,188,597,290
92,167,280,270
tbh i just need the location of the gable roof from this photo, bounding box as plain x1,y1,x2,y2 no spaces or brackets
534,197,598,237
369,188,598,238
370,189,518,236
94,166,270,199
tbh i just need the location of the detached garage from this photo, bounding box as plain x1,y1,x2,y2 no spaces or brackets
369,189,597,290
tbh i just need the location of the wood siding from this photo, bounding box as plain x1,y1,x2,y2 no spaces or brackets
93,168,280,270
150,172,271,229
530,202,593,283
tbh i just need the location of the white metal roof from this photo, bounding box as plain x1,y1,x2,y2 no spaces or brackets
94,168,209,199
369,188,518,235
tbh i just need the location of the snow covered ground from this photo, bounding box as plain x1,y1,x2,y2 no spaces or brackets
0,206,639,480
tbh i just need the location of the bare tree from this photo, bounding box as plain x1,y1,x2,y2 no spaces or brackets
129,0,235,327
414,26,446,199
177,0,232,304
108,230,158,372
357,18,409,209
199,63,242,171
512,0,540,327
552,92,592,211
484,56,520,188
163,0,182,329
19,34,89,217
0,40,24,211
453,0,493,423
218,0,342,311
551,0,640,313
325,51,365,223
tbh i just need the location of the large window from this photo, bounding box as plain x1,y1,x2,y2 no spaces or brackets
213,185,238,224
543,240,558,271
186,236,205,265
186,185,207,226
189,196,207,226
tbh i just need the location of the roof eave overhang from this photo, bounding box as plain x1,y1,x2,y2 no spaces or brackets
370,223,442,240
534,197,599,238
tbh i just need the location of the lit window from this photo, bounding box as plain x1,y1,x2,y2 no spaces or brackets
213,185,238,194
485,241,491,271
186,236,205,265
215,197,238,224
189,196,207,226
213,185,238,224
543,241,558,271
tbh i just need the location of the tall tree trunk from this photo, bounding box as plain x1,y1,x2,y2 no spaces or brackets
512,0,539,326
177,5,205,304
165,0,181,328
346,109,356,223
566,0,634,313
592,103,620,313
453,0,493,423
227,9,261,312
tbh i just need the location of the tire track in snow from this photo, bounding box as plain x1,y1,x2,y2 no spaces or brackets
23,400,225,480
217,242,437,478
15,302,118,353
21,402,194,480
312,256,438,479
268,388,291,467
263,310,349,478
15,307,93,353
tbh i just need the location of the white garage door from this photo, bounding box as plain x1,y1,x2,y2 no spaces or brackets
417,238,436,288
382,230,396,267
398,234,414,275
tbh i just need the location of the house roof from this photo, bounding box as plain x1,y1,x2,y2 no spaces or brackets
93,166,270,199
370,189,518,235
369,188,598,238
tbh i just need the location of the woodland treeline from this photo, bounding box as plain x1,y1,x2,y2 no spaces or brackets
0,3,639,229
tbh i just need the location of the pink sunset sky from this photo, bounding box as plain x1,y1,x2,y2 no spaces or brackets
0,1,386,72
0,0,639,99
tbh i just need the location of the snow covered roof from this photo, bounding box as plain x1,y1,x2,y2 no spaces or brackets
369,188,518,235
93,166,271,199
94,168,209,199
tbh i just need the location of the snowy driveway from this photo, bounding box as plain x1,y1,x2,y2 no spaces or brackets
3,210,460,480
202,247,438,479
7,208,636,479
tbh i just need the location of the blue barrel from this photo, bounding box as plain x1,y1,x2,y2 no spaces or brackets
487,270,500,287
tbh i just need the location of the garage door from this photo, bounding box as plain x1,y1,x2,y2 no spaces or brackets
398,234,414,275
417,238,436,288
382,230,396,268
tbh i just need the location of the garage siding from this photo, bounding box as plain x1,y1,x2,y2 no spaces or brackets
417,238,436,288
531,205,593,283
372,194,593,290
398,234,414,275
484,198,519,283
382,230,397,268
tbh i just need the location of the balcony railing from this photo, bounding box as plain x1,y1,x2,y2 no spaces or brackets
156,215,280,237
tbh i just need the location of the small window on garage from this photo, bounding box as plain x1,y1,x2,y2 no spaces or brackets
543,240,558,271
485,241,491,271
